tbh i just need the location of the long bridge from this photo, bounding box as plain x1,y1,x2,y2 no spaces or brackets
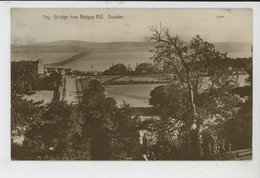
44,52,88,69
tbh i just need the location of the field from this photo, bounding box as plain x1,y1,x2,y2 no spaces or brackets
104,84,163,107
77,76,163,107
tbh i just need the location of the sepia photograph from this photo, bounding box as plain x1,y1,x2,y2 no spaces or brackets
10,8,253,160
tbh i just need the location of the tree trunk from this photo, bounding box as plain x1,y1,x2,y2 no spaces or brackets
187,74,197,123
187,74,201,159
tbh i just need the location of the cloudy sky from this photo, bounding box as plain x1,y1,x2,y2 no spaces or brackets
11,8,252,44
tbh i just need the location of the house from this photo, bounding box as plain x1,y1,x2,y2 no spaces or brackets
12,59,45,75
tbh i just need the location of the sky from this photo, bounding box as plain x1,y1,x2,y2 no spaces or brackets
11,8,252,44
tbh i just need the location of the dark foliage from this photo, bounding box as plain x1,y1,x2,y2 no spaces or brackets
103,63,128,75
11,61,40,94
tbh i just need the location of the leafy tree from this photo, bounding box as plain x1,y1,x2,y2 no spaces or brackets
11,61,40,94
229,57,252,82
103,63,128,75
111,103,141,160
135,62,155,74
11,93,44,134
14,79,141,160
146,25,237,159
37,70,62,90
79,79,118,160
80,79,142,160
149,82,240,159
221,57,252,150
23,100,88,160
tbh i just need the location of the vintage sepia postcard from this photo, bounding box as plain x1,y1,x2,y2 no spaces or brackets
11,8,253,161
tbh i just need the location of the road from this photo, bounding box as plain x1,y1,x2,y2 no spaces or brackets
59,76,78,104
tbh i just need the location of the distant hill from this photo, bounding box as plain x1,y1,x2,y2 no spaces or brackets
11,40,155,53
12,40,252,57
